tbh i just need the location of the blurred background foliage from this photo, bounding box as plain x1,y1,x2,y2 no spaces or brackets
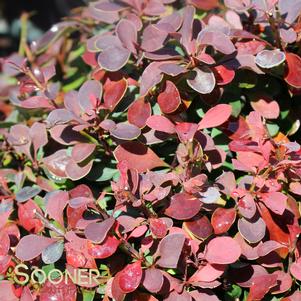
0,0,85,56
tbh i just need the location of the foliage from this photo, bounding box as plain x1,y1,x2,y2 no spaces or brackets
1,0,301,300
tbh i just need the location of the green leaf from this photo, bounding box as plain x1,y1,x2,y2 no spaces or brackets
266,123,279,136
82,289,95,301
230,100,242,118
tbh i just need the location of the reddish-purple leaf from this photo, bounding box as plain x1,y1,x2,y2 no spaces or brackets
118,261,143,293
21,96,54,109
114,141,167,172
16,235,56,261
270,270,292,294
205,237,241,264
65,159,93,181
116,19,137,53
84,217,115,243
110,123,141,140
45,190,69,226
49,125,88,146
165,192,201,220
198,104,232,129
78,80,102,112
43,149,69,178
180,6,195,53
157,81,181,114
198,30,235,54
98,46,130,72
141,24,168,52
146,115,176,134
237,194,257,219
71,143,96,163
157,233,185,268
140,61,164,96
175,122,198,143
238,217,266,243
142,268,164,293
187,67,216,94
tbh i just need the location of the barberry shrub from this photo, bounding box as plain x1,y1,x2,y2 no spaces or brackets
1,0,301,300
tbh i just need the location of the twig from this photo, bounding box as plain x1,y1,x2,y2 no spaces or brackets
18,12,29,56
34,210,65,236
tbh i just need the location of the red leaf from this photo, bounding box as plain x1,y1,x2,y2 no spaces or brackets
213,65,235,85
189,263,226,282
0,281,18,301
189,0,219,10
128,98,151,128
261,192,287,215
87,235,120,259
149,218,168,238
114,141,167,172
118,261,143,293
164,192,201,220
285,52,301,88
157,81,181,114
258,203,290,258
198,104,232,129
247,274,278,301
211,208,236,234
146,115,176,134
183,215,213,240
18,199,44,233
40,279,77,301
104,78,128,111
205,237,241,264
